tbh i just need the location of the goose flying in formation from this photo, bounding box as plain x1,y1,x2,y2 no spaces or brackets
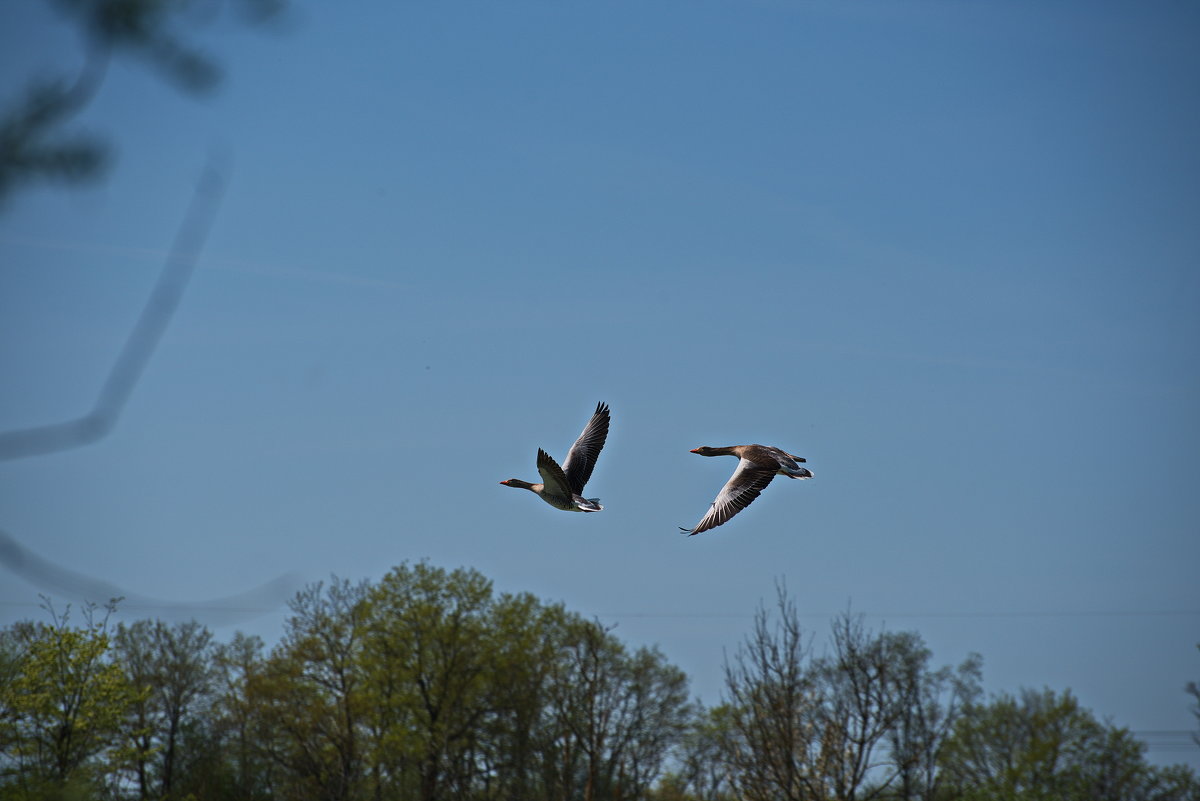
680,444,813,535
500,402,610,512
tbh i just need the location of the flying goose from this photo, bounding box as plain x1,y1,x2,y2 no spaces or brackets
501,402,610,512
681,444,813,535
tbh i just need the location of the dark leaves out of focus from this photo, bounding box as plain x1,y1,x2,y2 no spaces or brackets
0,56,111,201
51,0,223,94
0,0,287,207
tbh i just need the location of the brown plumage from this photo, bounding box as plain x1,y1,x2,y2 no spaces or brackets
681,444,813,536
500,402,610,513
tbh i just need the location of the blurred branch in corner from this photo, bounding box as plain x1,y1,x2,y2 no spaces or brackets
0,0,287,207
0,0,297,620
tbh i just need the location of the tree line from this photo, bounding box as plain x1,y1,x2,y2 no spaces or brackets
1,563,1196,800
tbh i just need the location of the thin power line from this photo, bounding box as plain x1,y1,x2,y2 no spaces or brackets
0,603,1193,620
1134,729,1199,753
599,610,1200,620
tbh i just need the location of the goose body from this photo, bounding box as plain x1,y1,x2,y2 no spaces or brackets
501,402,610,513
681,444,813,535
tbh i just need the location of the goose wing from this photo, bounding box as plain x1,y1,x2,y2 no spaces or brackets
561,402,610,495
681,457,777,536
754,445,804,468
536,448,575,499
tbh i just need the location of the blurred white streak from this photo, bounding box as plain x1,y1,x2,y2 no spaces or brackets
0,528,300,625
0,150,228,461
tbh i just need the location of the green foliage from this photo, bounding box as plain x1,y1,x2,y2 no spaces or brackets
113,618,217,800
230,562,695,801
544,614,691,801
257,576,371,801
362,563,494,799
938,687,1200,801
0,600,144,798
1,573,1197,801
656,704,738,801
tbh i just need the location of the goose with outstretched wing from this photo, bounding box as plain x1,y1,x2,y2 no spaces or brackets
681,444,813,535
501,402,611,512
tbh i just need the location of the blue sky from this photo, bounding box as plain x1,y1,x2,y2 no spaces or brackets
2,0,1198,767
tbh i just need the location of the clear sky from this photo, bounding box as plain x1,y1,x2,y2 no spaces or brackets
2,0,1198,768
